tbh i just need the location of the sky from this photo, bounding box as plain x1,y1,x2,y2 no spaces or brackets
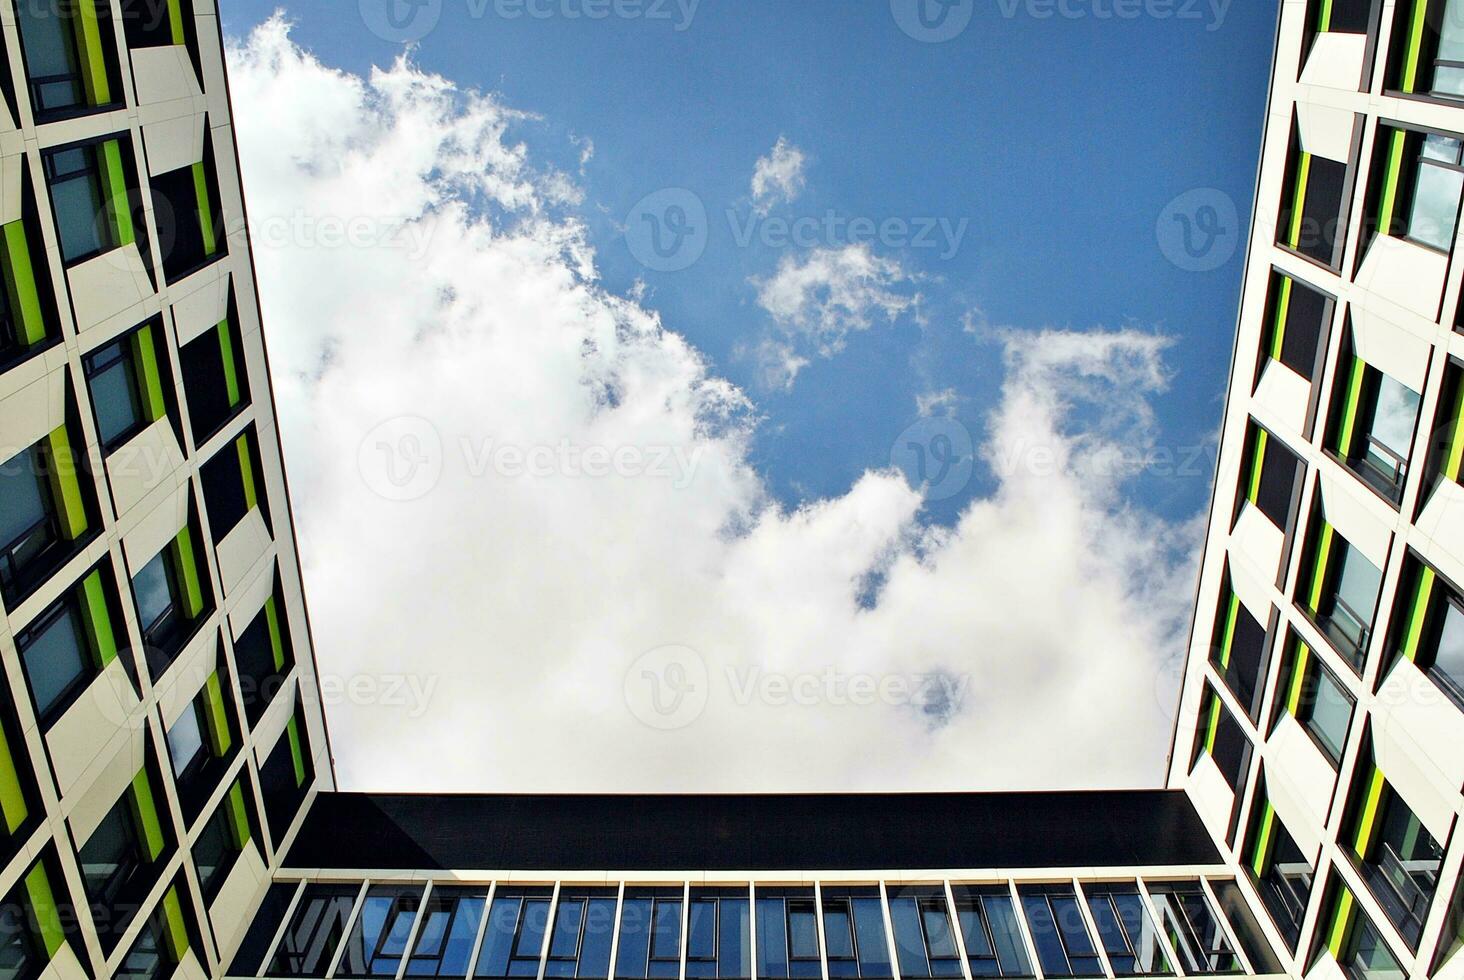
218,1,1279,792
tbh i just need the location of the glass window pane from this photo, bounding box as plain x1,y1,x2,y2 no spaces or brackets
1366,375,1420,461
1020,896,1071,978
166,703,206,777
922,904,957,959
51,170,107,262
133,552,175,632
476,898,522,978
889,897,929,978
788,902,818,961
1408,160,1464,251
550,899,584,961
1335,547,1382,638
983,897,1032,977
1111,893,1169,976
718,898,748,979
90,346,142,447
1303,666,1351,760
614,898,651,980
687,900,715,961
757,899,788,979
579,897,616,978
822,903,854,961
1432,601,1464,696
851,898,891,978
21,604,90,719
0,449,50,550
270,887,359,978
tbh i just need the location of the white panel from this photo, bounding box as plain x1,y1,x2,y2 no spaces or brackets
44,657,143,797
210,844,269,960
1298,32,1366,92
1317,474,1391,567
228,559,276,639
1295,103,1355,162
251,676,299,762
65,725,149,844
1252,361,1311,438
106,417,188,520
156,626,218,728
67,244,154,335
38,942,89,980
0,367,66,466
172,268,231,345
216,508,272,597
1230,503,1286,586
131,45,204,107
1350,305,1433,394
1416,478,1464,574
1263,714,1334,859
1374,660,1464,842
1304,954,1348,980
1188,754,1236,837
1226,548,1274,625
142,111,206,177
1436,948,1464,980
0,151,22,224
1354,235,1450,322
122,483,191,571
173,949,209,980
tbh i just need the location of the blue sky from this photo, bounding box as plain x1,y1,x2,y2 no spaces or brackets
224,0,1277,527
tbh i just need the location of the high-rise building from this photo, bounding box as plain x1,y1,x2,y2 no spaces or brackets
4,2,1463,980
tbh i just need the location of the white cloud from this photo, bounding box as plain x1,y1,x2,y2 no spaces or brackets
228,19,1200,793
916,389,959,418
750,136,806,214
751,244,919,390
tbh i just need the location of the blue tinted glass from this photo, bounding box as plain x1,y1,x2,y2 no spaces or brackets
132,552,174,629
22,603,89,718
757,899,788,978
889,898,929,978
687,900,715,962
550,900,584,960
1021,897,1070,978
851,898,891,977
983,898,1031,977
823,904,854,960
439,897,486,976
579,898,616,978
476,899,522,978
90,345,141,446
511,899,550,975
0,448,48,548
651,900,682,963
614,898,651,979
51,166,107,262
718,899,748,979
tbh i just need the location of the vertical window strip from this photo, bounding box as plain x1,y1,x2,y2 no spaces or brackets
1288,151,1314,249
130,769,166,862
1204,691,1223,755
1247,430,1269,505
1443,376,1464,483
202,673,232,756
1335,356,1367,458
1352,764,1388,860
160,885,190,963
286,716,306,787
69,0,111,106
43,425,88,540
1317,0,1333,32
1269,276,1293,362
1325,887,1357,960
0,720,29,834
216,319,241,408
1251,800,1278,877
129,327,168,424
1401,0,1430,93
1286,642,1313,716
24,862,65,958
1376,130,1408,236
1307,523,1336,613
236,434,258,512
265,595,286,670
79,569,118,667
170,527,204,619
1,222,46,346
1218,591,1241,668
167,0,186,45
225,780,251,848
100,140,135,247
191,162,217,257
1400,565,1437,662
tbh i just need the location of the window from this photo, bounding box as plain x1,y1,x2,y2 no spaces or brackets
200,428,267,543
259,703,313,840
951,886,1032,978
1392,0,1464,99
1191,685,1250,792
43,138,140,266
15,0,122,119
1300,517,1383,670
77,765,170,952
0,701,39,858
1261,271,1330,386
179,308,249,443
17,566,120,725
820,887,892,979
1144,884,1241,975
1331,352,1421,501
336,885,424,978
130,522,210,676
1345,760,1444,948
1244,787,1315,949
1390,556,1464,706
269,884,361,977
1273,635,1354,764
1278,119,1351,268
615,888,683,980
234,581,293,726
406,889,487,978
83,321,171,452
0,856,69,980
755,888,822,980
543,889,617,979
0,426,93,607
1432,870,1464,974
1315,881,1405,980
476,888,553,978
1018,886,1102,978
887,888,961,979
684,888,749,980
1081,885,1170,977
1367,127,1464,253
119,0,198,59
192,778,255,902
114,883,193,979
1209,581,1270,721
0,206,54,368
165,660,238,820
1237,423,1303,530
151,140,226,282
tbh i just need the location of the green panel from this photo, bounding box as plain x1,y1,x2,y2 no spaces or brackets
79,570,118,667
70,0,111,106
2,222,47,346
265,596,286,670
1251,801,1277,877
1444,378,1464,483
0,720,29,834
129,327,167,424
1218,592,1240,669
1353,766,1388,860
286,717,306,787
202,673,231,757
1336,356,1367,458
236,434,258,512
1270,276,1292,362
1247,430,1268,505
1402,0,1430,93
160,886,189,962
167,0,186,45
100,140,135,247
171,527,204,619
191,162,218,257
44,425,89,540
1203,695,1221,755
1287,152,1313,249
1307,523,1336,613
1286,643,1312,716
1317,0,1333,31
129,769,166,861
24,863,65,958
216,319,241,408
226,780,251,848
1327,888,1356,960
1376,130,1407,238
1401,566,1437,663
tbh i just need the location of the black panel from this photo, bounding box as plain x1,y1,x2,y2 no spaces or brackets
1327,0,1374,33
285,791,1222,873
1300,156,1347,267
1257,437,1302,529
1227,606,1269,718
1280,278,1327,381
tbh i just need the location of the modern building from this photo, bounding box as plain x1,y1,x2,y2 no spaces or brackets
3,1,1463,980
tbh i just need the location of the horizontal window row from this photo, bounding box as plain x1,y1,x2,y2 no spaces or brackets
1297,0,1464,105
239,877,1271,980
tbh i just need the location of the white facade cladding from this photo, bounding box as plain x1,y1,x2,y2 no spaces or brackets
1170,1,1464,979
0,0,333,978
